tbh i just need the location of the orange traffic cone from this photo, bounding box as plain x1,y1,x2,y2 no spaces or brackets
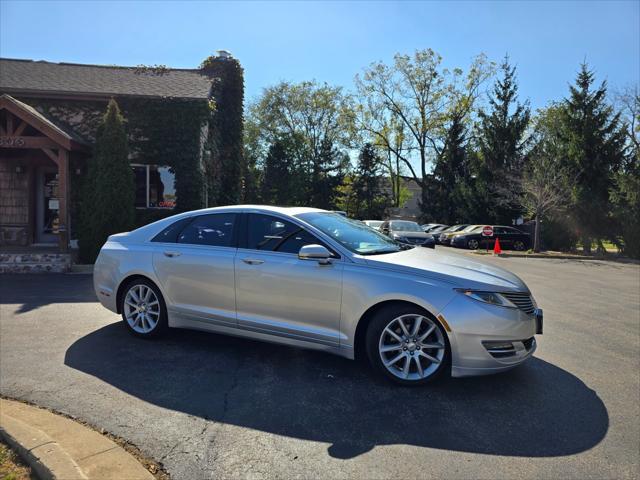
493,237,502,255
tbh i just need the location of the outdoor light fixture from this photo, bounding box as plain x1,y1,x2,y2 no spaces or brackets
15,166,24,174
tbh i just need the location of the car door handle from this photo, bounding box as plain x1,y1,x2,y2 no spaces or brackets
163,251,181,258
242,258,264,265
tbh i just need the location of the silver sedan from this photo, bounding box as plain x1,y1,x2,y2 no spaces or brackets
94,206,543,385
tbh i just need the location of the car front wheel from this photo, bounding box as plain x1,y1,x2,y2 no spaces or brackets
467,239,479,250
366,305,449,386
121,279,168,338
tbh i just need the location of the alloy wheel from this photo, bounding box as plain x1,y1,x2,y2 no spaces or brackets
513,240,525,251
123,284,161,334
468,239,479,250
378,314,446,381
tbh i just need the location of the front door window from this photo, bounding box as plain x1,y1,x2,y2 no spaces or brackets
42,172,59,235
36,168,58,243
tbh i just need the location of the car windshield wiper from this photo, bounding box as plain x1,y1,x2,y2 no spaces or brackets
358,247,402,255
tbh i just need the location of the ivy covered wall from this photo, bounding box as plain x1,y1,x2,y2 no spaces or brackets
15,53,245,228
201,55,245,205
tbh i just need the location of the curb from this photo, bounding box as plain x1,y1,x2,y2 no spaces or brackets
466,251,638,263
0,398,155,480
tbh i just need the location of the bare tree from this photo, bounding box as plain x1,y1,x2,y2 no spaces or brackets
616,85,640,153
353,49,493,195
521,106,571,252
521,157,570,252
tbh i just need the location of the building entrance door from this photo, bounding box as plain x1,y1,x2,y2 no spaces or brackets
35,167,59,244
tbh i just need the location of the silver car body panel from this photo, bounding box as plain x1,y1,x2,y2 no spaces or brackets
94,205,540,377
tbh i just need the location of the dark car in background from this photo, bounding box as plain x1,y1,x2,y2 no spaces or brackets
422,223,448,233
380,220,436,248
436,224,471,245
451,225,531,250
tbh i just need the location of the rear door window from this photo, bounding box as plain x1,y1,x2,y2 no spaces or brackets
177,213,237,247
151,217,193,243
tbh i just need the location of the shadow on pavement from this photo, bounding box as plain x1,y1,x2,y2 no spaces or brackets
0,274,97,314
65,322,608,459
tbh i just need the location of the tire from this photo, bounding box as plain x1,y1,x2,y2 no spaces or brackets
365,304,450,386
513,240,526,251
467,239,479,250
120,278,168,338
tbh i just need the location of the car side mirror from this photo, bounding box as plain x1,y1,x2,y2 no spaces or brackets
298,244,332,265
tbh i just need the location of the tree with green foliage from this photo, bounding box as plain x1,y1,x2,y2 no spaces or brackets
354,49,493,219
350,143,389,219
78,99,135,262
246,80,353,208
475,56,531,224
261,138,294,205
521,107,571,252
559,64,627,254
422,114,475,224
309,138,350,209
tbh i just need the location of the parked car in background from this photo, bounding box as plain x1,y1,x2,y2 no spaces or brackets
381,220,436,248
422,223,448,233
94,205,542,385
451,225,531,251
363,220,383,230
436,224,471,245
426,225,450,237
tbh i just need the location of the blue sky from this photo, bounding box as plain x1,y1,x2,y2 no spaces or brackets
1,1,638,110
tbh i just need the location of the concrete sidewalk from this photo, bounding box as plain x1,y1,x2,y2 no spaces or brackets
0,398,155,480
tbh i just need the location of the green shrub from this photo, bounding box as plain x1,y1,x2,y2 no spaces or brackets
78,99,135,263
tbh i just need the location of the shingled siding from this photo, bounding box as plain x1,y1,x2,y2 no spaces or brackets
0,158,29,245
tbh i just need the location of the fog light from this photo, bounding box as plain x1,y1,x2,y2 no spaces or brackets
482,341,514,351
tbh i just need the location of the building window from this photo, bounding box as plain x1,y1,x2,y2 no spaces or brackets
131,164,176,209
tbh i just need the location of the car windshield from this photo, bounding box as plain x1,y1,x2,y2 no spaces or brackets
366,221,383,228
430,226,448,233
391,221,423,232
297,212,401,255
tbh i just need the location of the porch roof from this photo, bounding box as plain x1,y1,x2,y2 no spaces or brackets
0,94,90,152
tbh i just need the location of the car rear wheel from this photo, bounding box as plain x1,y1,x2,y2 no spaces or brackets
467,239,479,250
121,279,168,338
366,305,449,386
513,240,526,251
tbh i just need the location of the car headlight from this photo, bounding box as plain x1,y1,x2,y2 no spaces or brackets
456,289,518,308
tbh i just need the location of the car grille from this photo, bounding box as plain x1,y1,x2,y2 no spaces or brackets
501,292,535,314
406,238,426,245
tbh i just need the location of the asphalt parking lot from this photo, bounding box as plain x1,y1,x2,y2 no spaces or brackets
1,255,639,479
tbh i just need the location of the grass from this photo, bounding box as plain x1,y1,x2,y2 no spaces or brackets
0,442,33,480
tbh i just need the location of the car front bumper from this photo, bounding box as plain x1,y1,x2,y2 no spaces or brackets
438,293,540,377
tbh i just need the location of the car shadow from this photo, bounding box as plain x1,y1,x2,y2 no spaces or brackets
64,323,608,459
0,274,98,314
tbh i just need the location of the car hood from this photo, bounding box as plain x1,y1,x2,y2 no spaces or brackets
361,247,528,292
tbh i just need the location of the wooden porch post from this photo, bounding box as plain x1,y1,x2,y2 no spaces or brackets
57,149,69,253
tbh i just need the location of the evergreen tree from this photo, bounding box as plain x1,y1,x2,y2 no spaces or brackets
78,99,134,262
261,138,294,205
309,138,349,209
476,56,531,224
351,143,387,219
559,64,627,253
423,115,474,224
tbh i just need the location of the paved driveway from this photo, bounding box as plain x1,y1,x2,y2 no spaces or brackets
1,256,638,479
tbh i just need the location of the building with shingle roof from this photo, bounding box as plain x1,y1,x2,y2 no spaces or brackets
0,52,244,255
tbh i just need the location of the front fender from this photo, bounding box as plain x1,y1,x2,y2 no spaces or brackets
339,263,458,348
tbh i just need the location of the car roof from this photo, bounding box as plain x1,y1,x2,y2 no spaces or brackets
179,205,328,216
